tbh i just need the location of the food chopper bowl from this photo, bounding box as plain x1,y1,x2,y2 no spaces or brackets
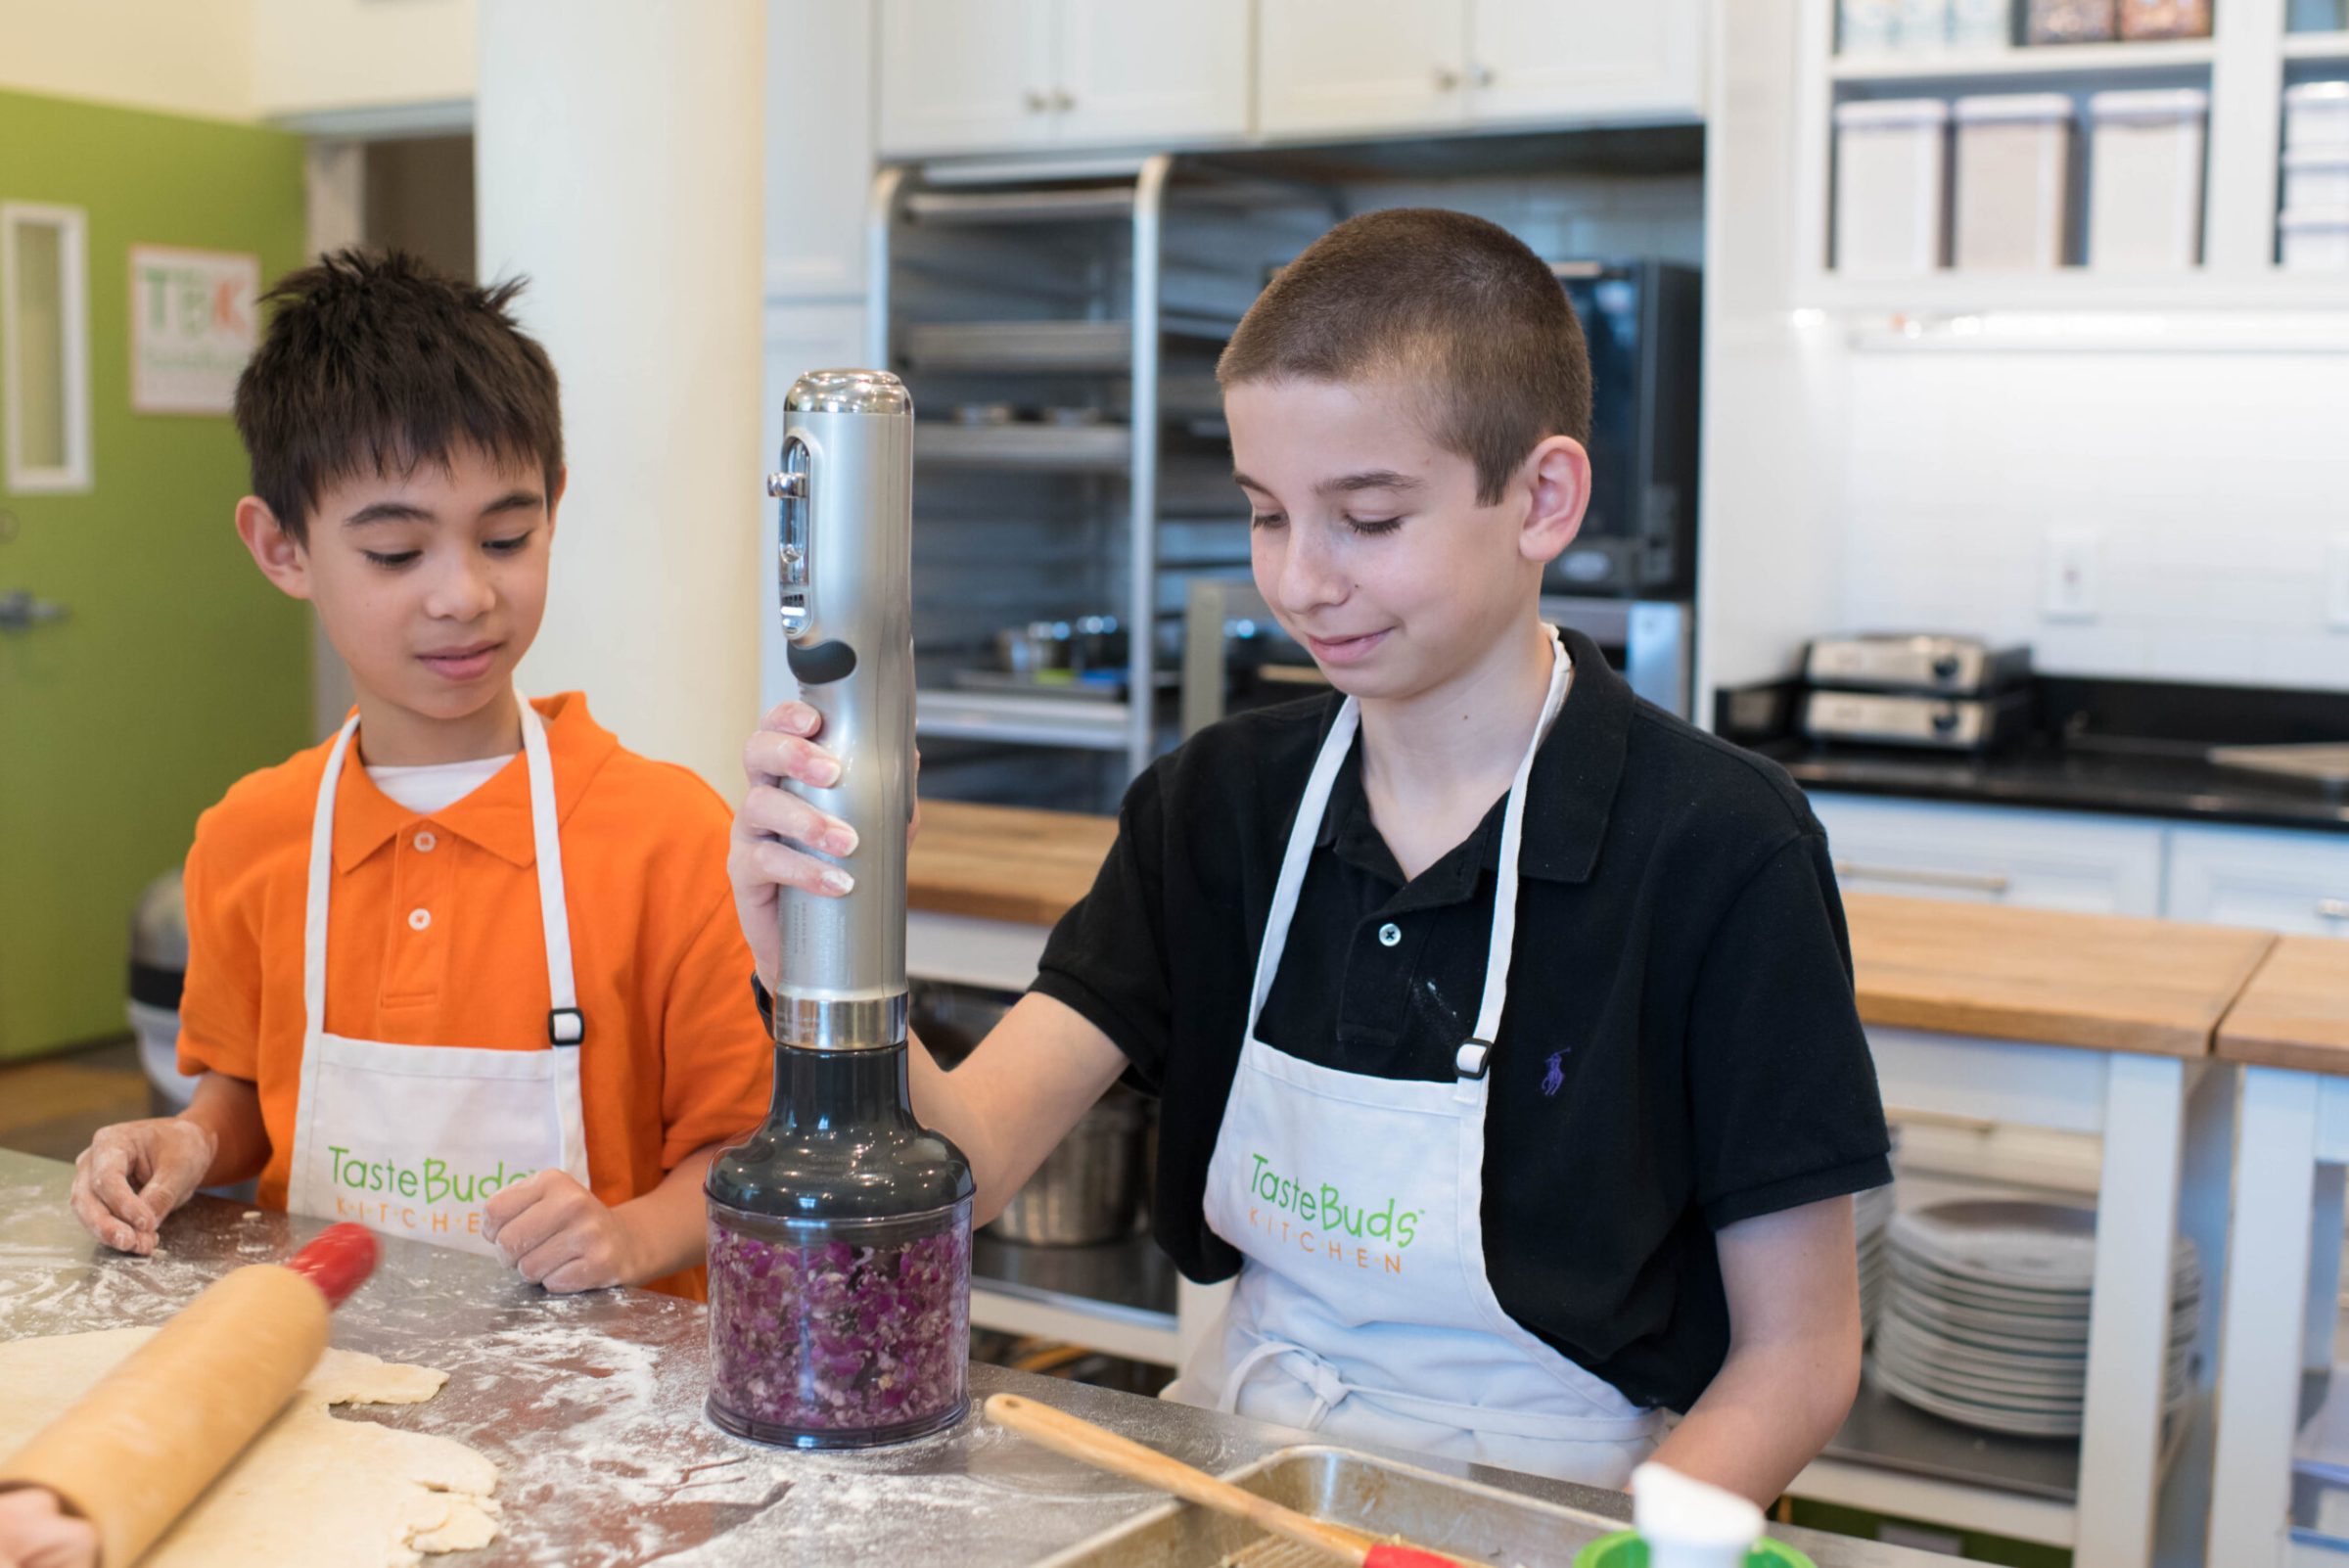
707,1196,973,1449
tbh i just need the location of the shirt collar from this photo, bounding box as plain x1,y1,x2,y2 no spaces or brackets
331,692,620,872
1313,625,1634,891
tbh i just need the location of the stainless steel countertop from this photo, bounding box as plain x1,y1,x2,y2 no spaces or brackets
0,1150,1926,1567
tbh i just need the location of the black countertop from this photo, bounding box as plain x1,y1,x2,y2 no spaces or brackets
1723,671,2349,835
1750,736,2349,834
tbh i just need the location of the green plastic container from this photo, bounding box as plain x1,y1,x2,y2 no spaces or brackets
1573,1532,1818,1568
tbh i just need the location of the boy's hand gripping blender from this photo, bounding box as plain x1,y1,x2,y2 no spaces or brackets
706,369,975,1448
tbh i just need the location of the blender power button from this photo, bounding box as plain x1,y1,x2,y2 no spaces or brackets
788,639,858,685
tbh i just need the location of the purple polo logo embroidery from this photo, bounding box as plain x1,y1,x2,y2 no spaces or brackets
1540,1051,1567,1097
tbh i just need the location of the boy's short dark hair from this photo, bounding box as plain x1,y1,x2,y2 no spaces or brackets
1218,208,1591,505
233,249,562,543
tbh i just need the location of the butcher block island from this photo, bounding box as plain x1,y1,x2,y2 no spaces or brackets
0,1150,1932,1568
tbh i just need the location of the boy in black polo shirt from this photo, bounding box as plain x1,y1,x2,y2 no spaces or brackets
730,208,1889,1501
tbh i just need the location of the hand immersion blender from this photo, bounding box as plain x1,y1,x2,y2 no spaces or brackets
705,370,975,1449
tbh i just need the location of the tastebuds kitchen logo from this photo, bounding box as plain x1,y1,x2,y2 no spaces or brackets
325,1145,533,1238
1241,1151,1420,1276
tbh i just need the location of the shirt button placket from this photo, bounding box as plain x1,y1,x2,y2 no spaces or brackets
386,821,452,1005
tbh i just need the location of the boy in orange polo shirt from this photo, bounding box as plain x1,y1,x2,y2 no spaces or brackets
66,251,770,1298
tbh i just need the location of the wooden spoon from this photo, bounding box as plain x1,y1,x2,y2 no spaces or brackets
983,1392,1467,1567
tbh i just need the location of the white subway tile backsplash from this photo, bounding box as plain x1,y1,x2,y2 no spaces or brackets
1836,346,2349,688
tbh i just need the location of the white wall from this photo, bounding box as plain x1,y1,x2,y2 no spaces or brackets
249,0,475,123
1696,0,1849,718
480,0,766,794
1838,342,2349,691
0,0,475,125
0,0,254,121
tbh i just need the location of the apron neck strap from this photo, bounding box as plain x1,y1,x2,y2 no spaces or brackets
1465,630,1573,1054
1243,630,1573,1061
302,696,581,1046
302,716,363,1041
518,702,583,1042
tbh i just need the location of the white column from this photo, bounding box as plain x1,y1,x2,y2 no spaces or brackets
304,140,365,741
477,0,765,792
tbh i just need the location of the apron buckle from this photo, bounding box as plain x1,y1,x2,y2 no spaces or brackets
1454,1039,1493,1080
547,1007,585,1046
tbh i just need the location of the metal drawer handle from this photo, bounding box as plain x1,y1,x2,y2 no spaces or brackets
1833,861,2013,896
2321,898,2349,921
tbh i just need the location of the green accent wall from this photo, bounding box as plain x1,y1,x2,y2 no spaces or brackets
0,89,310,1060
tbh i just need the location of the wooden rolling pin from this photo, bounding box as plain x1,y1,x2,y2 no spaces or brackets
984,1392,1466,1567
0,1222,380,1568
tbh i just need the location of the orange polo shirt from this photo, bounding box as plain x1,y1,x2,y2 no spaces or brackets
176,692,770,1299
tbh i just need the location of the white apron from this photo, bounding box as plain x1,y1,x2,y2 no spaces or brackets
1167,630,1665,1489
285,700,590,1258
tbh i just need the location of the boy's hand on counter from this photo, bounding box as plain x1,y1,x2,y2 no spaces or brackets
727,699,922,989
68,1117,217,1255
0,1489,98,1568
482,1171,642,1293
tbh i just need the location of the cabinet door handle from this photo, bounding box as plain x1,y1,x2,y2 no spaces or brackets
1022,89,1049,114
1050,89,1075,113
1468,63,1496,88
1432,65,1460,91
1833,861,2013,896
2321,898,2349,921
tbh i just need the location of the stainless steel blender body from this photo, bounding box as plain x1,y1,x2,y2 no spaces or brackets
768,369,915,1051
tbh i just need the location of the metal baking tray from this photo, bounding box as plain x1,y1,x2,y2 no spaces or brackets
1030,1446,1621,1568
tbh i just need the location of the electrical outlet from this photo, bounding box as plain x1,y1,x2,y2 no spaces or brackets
2328,534,2349,633
2043,528,2100,623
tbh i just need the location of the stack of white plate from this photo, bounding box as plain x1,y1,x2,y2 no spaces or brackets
1856,1182,1894,1338
1869,1197,2199,1439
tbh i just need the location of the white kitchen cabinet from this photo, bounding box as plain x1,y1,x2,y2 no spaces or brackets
1256,0,1469,140
1256,0,1704,143
1466,0,1705,129
1808,793,2168,916
1058,0,1250,148
877,0,1056,157
2166,824,2349,938
878,0,1250,158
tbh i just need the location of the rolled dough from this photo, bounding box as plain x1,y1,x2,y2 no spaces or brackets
0,1327,499,1566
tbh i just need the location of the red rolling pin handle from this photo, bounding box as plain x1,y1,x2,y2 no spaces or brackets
1365,1550,1462,1568
284,1222,380,1308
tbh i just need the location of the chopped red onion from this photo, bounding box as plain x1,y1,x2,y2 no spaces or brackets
708,1215,970,1439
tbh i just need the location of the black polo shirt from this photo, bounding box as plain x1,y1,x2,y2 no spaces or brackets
1031,627,1890,1413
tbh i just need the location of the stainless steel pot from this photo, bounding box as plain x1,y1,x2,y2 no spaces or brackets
993,616,1127,677
988,1084,1150,1247
910,981,1152,1246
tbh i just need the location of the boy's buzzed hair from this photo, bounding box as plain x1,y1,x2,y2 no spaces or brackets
1218,208,1591,505
233,249,562,543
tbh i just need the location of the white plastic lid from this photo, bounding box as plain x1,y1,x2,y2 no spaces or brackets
1955,92,2076,124
2280,207,2349,232
2283,81,2349,107
1632,1463,1765,1562
1834,97,1952,128
2283,145,2349,168
2088,87,2211,122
